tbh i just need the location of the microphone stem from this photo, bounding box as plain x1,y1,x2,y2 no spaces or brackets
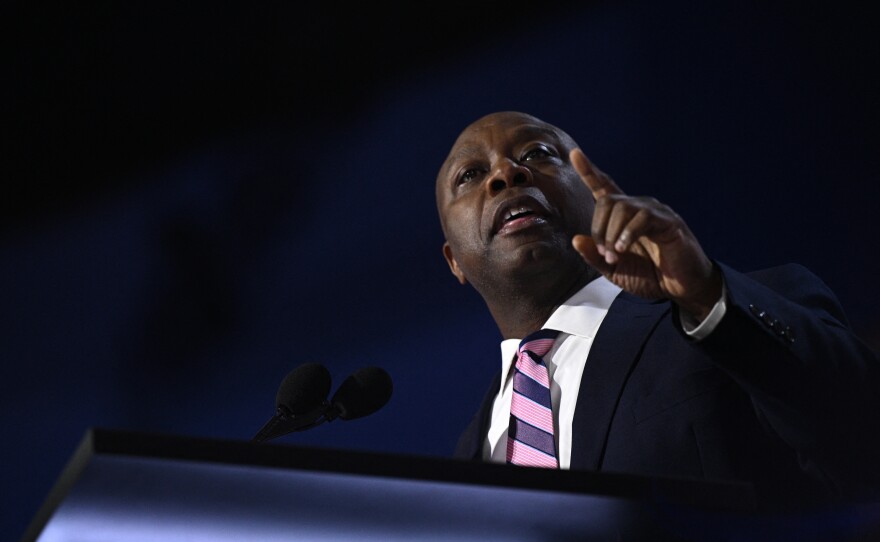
252,402,331,443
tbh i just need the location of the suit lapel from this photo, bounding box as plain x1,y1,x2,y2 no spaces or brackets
569,292,669,471
456,370,502,460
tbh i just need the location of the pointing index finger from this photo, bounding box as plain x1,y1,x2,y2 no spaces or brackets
570,148,624,198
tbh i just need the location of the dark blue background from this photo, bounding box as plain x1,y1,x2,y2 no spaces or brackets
4,1,878,538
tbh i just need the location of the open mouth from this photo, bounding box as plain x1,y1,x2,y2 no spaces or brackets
503,206,536,223
493,198,549,235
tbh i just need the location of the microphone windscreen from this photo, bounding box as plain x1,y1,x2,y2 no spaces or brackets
331,367,393,420
276,362,332,414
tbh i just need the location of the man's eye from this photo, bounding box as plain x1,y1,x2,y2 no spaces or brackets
457,168,482,185
522,146,553,161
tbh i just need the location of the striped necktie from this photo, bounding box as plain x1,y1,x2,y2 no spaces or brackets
506,328,560,468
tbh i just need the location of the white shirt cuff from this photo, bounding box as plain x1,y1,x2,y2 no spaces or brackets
680,279,727,340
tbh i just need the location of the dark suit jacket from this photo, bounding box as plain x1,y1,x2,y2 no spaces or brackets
454,262,880,511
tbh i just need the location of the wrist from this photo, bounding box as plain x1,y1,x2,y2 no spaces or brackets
676,263,723,322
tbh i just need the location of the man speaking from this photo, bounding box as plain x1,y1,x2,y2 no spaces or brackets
435,111,879,512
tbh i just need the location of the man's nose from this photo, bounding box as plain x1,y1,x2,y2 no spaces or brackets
485,159,531,195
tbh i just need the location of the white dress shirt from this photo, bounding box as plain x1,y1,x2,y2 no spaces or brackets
483,276,728,468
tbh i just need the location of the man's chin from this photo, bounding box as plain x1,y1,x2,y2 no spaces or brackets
497,239,577,271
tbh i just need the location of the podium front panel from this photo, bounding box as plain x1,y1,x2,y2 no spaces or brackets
24,428,775,541
36,453,649,541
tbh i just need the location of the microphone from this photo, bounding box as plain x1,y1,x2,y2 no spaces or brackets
252,362,332,443
252,365,393,443
325,366,393,422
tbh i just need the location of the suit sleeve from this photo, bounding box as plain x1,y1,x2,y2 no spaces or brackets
681,261,880,501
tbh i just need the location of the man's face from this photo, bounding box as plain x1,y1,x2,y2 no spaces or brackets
435,112,595,292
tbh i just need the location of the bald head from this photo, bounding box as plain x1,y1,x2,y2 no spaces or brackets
435,111,580,234
432,110,597,326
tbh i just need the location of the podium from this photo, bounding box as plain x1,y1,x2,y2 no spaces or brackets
21,428,780,541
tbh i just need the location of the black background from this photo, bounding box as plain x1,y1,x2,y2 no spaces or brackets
3,1,878,537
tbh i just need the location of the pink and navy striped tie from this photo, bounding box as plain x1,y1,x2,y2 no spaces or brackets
507,328,560,468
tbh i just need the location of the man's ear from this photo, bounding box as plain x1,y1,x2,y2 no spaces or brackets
442,242,467,285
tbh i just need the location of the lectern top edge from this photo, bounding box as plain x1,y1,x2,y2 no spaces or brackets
92,427,755,507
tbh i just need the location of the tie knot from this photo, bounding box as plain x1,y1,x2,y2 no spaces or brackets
518,328,559,359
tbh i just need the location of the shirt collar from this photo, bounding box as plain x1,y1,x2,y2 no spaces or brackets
498,276,622,377
543,275,622,339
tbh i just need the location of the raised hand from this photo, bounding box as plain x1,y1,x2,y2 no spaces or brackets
569,148,722,321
